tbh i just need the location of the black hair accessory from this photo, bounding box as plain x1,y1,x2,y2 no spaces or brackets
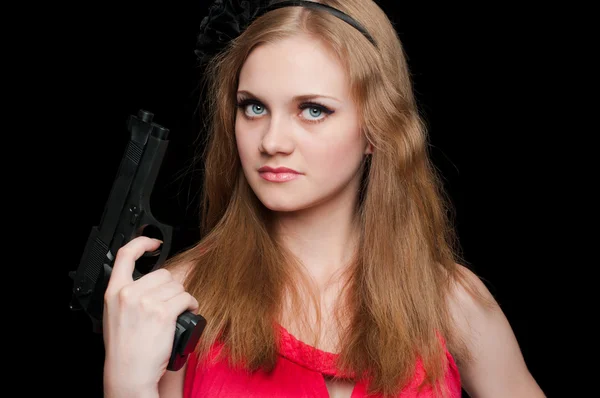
194,0,270,66
194,0,376,65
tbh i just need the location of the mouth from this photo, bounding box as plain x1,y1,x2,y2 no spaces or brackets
258,166,301,183
258,166,299,173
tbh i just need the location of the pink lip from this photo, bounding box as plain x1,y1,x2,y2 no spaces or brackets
258,166,299,174
258,166,301,183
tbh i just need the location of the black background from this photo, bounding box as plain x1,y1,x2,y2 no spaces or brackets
46,1,571,397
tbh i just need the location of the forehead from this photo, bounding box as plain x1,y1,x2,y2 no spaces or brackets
238,34,350,100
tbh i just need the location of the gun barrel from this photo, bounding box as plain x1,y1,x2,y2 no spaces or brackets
70,109,170,321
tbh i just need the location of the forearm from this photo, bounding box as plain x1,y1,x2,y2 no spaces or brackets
104,361,160,398
104,379,160,398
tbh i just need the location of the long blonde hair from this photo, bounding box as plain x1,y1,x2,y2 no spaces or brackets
165,0,489,396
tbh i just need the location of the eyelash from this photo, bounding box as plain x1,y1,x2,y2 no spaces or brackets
235,98,334,124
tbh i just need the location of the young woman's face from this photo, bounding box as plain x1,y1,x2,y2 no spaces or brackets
235,33,371,213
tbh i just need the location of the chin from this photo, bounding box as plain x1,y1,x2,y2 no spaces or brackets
246,179,304,212
251,189,313,213
259,198,307,213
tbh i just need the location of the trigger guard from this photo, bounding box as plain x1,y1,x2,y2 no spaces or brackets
134,216,173,272
142,249,161,257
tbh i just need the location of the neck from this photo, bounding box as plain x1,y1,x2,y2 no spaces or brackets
273,191,360,290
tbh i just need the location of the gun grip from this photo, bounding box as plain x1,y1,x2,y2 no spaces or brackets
130,263,206,371
168,311,207,371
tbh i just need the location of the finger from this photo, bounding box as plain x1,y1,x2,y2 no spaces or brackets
145,280,185,303
165,292,199,319
108,236,163,289
131,268,173,291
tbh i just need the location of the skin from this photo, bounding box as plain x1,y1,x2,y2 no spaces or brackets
103,34,546,398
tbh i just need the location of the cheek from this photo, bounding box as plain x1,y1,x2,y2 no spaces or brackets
305,130,365,171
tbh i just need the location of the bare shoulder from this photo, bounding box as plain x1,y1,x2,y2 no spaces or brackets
447,264,546,398
447,264,496,322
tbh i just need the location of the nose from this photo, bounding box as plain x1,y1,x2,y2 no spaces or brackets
259,114,295,155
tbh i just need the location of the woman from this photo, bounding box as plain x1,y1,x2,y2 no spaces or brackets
102,1,546,397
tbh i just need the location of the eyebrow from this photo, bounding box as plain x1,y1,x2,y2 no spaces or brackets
236,90,342,104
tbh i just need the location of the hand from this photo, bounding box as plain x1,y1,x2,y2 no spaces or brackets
102,236,199,395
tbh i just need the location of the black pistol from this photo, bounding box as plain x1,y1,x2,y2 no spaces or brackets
69,109,206,371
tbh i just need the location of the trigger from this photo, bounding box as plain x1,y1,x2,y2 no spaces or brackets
143,248,161,257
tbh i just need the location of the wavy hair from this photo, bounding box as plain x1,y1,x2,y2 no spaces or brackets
165,1,490,396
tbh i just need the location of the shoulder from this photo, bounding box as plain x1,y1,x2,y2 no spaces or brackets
446,264,546,397
447,264,496,326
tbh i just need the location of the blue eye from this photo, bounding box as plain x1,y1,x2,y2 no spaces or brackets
304,107,322,119
299,103,334,123
236,99,267,118
249,104,266,116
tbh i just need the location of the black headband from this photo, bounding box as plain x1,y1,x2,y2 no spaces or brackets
258,1,377,47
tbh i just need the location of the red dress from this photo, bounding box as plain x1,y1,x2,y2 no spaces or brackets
183,325,461,397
